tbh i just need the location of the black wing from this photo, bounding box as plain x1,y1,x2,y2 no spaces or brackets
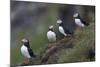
60,21,73,35
28,48,36,58
79,16,89,26
63,25,73,35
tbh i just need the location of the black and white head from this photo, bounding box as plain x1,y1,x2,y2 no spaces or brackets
49,25,54,31
73,12,79,18
57,19,62,25
22,38,29,46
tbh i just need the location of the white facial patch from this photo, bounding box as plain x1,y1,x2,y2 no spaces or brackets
49,25,54,29
22,38,28,43
57,19,62,24
73,13,79,18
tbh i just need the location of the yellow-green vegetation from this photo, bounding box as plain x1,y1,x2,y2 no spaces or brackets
58,22,95,63
11,20,95,66
11,31,48,65
11,1,95,65
11,5,59,65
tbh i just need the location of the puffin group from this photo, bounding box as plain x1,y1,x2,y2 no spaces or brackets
20,12,89,64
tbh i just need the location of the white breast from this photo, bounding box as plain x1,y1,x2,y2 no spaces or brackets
59,26,67,36
21,45,31,58
75,18,84,27
47,31,56,42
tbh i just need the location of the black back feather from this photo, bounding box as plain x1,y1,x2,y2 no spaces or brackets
79,16,89,26
28,48,36,58
59,22,73,35
77,15,89,26
24,42,36,58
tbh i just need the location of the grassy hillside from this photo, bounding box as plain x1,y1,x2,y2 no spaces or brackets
58,22,95,63
11,1,95,66
38,21,95,65
11,21,95,66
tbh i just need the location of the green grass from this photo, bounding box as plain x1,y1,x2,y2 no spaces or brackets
11,5,95,65
58,22,95,63
11,22,95,65
11,31,47,64
11,6,59,65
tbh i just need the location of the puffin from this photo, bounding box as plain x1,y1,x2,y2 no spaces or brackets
47,25,56,43
57,19,72,37
21,38,36,64
73,12,89,27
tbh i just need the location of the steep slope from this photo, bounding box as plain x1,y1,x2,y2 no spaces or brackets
41,22,95,64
